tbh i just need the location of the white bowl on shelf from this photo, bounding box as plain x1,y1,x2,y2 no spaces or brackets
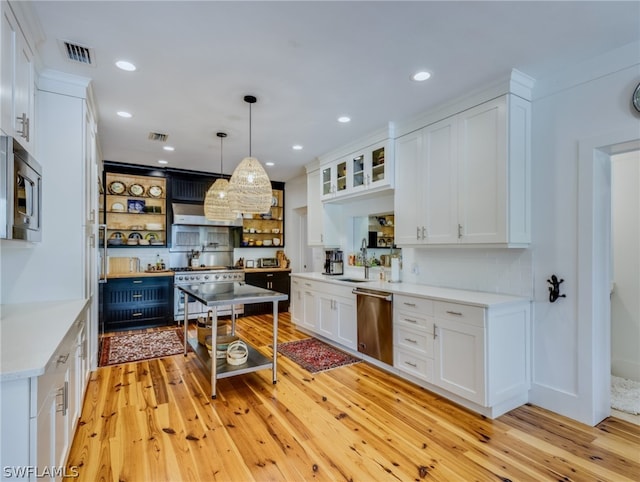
263,239,272,246
273,238,281,246
145,223,163,231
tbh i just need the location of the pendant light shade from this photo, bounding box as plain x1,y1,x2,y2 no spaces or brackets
204,132,237,221
228,95,273,214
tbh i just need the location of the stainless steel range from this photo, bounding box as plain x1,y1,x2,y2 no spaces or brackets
173,266,245,321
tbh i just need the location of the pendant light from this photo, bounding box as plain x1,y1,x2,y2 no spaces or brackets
204,132,236,221
228,95,273,214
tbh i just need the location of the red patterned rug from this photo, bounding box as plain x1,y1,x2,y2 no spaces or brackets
99,328,187,367
277,338,361,373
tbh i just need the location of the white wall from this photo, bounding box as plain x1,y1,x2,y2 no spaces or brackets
529,41,640,424
611,150,640,382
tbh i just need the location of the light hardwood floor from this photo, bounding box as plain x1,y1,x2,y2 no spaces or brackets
72,313,640,481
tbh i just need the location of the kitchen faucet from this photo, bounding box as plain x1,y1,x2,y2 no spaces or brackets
361,237,369,279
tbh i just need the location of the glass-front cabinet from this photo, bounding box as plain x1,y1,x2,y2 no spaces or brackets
321,160,348,198
320,139,393,202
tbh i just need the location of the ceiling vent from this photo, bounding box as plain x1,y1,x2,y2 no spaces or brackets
148,132,169,142
60,40,95,66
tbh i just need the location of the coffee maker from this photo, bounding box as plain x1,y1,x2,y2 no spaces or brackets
323,249,344,275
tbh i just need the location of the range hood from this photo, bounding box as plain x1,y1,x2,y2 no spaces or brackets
172,203,242,227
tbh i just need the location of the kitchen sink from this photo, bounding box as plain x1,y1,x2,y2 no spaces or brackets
338,278,370,283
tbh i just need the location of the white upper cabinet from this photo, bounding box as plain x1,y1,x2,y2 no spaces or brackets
1,2,35,151
395,93,531,247
319,128,394,203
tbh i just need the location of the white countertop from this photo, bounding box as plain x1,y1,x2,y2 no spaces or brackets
290,272,529,307
0,298,89,381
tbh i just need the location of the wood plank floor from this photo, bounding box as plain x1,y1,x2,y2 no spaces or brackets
71,313,640,481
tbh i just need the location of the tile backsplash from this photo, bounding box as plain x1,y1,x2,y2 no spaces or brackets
400,247,534,297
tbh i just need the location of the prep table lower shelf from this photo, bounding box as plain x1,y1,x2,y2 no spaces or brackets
187,336,273,379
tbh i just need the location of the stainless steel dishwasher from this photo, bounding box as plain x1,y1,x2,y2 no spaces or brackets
352,288,393,364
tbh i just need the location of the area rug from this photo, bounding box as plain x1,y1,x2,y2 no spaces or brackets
611,375,640,415
277,338,361,374
99,328,186,367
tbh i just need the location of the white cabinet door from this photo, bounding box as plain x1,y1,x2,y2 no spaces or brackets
0,3,34,150
320,160,348,200
457,97,507,244
317,293,336,339
306,169,324,246
423,117,458,244
302,285,318,332
394,129,424,245
290,278,303,325
335,295,356,350
434,317,485,405
317,292,356,349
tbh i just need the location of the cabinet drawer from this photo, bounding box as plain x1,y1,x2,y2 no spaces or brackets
395,324,433,357
108,276,172,288
395,295,433,314
104,285,170,306
434,301,484,327
394,309,432,329
394,349,433,382
104,305,169,323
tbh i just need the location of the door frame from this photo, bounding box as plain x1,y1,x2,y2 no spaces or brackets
577,127,640,425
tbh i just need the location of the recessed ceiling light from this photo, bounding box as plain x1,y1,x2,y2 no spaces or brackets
157,159,168,165
115,60,136,71
117,111,132,118
265,162,275,167
412,71,431,82
338,116,351,123
163,146,175,151
292,145,303,150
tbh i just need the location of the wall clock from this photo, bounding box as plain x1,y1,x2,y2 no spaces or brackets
633,82,640,113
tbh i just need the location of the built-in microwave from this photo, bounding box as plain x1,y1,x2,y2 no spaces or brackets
0,135,42,241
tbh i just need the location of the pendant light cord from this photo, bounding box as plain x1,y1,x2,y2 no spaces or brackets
216,131,227,178
248,101,252,157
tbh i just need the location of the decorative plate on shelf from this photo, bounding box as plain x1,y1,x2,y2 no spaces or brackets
108,181,126,195
128,232,143,240
111,202,125,212
128,183,145,196
148,185,163,198
271,196,278,207
145,232,158,241
110,231,125,239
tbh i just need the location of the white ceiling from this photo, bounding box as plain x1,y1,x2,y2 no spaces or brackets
28,1,640,181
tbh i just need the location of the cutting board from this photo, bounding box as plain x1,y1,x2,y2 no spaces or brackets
109,257,137,274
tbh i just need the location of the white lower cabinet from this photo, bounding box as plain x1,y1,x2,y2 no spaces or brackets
290,278,303,325
302,283,318,332
290,276,357,350
394,294,530,417
432,303,485,405
292,276,530,418
33,318,81,481
1,309,87,482
393,295,435,382
318,292,356,350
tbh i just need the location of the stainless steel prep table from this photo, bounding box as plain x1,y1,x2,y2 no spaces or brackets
176,282,288,398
